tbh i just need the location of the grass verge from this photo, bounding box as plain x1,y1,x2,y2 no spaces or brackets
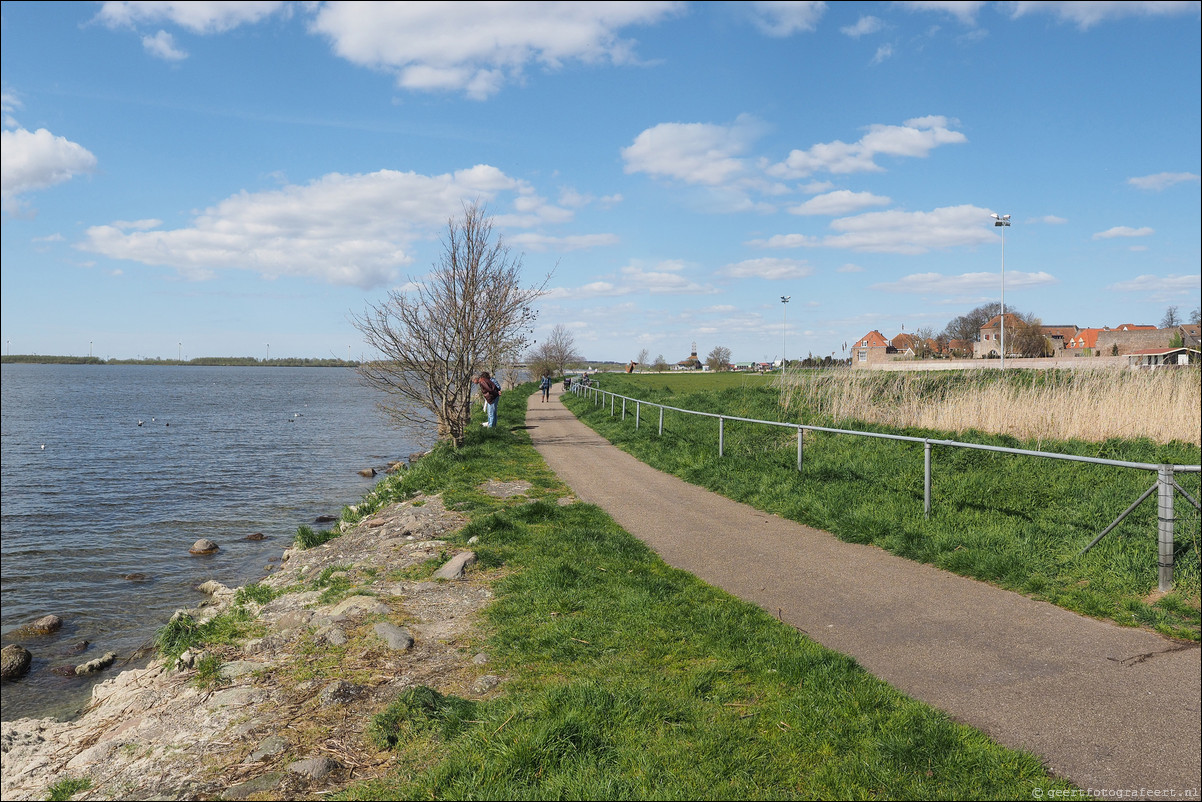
333,383,1076,800
562,373,1201,640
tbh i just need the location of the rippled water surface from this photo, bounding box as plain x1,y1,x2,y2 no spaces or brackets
0,364,428,721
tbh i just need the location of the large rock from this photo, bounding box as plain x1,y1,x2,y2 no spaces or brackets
372,622,414,652
75,651,117,676
433,551,478,580
189,539,219,555
1,645,32,680
12,614,63,637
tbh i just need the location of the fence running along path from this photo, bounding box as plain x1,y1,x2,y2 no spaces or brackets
570,381,1202,592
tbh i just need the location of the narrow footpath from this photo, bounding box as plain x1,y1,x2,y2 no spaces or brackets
526,387,1201,795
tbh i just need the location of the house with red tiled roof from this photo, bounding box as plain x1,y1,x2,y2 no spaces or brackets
852,330,895,365
890,332,921,356
1066,328,1107,351
1112,323,1156,332
975,313,1026,358
1039,325,1078,351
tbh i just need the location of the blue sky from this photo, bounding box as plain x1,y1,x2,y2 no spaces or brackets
2,1,1199,364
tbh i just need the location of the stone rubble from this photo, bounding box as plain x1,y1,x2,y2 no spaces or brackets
0,490,513,801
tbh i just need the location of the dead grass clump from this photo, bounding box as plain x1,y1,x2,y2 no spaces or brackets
777,367,1201,446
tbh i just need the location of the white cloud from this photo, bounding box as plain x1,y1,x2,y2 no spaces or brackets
1107,273,1201,303
1127,172,1201,191
1032,215,1068,224
142,30,187,60
308,1,682,99
870,44,895,65
761,204,998,254
549,259,717,300
870,270,1058,294
748,1,826,37
1009,1,1201,30
1093,226,1154,239
841,15,884,37
1,127,98,214
622,116,764,186
836,263,864,273
77,165,565,288
768,116,966,178
903,1,987,26
718,257,813,280
787,189,891,216
508,232,620,252
94,1,286,33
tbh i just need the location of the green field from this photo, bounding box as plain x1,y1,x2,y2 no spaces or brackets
563,371,1201,641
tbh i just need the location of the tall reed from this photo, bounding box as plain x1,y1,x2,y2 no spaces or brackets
776,367,1202,446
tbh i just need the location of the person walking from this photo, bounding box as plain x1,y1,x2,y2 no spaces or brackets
539,372,552,402
474,371,501,428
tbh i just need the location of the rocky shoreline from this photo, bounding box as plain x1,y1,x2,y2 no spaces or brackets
0,484,524,801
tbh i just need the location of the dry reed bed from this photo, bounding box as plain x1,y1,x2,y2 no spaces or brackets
778,367,1202,447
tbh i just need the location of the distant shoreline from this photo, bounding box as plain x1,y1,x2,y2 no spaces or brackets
1,356,360,367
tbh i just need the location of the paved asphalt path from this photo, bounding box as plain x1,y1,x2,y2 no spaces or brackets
525,387,1201,794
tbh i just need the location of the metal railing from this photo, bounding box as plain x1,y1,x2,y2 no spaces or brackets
570,382,1201,591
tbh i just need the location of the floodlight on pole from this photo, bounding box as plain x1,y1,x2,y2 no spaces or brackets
991,214,1011,369
780,296,791,367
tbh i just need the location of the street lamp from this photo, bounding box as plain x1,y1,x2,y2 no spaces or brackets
780,296,791,367
991,213,1011,369
178,342,182,362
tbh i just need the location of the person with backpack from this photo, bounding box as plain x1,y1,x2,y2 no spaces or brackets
539,372,552,402
474,371,501,428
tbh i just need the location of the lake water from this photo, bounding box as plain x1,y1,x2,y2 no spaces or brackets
0,364,430,722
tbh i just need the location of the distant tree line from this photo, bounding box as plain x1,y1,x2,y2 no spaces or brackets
1,355,358,367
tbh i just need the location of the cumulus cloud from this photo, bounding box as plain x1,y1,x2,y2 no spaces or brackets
870,44,895,65
903,1,987,26
747,1,826,36
787,189,891,216
841,15,884,37
547,259,716,300
718,257,813,280
1127,172,1201,191
870,270,1058,294
308,1,682,99
1032,214,1068,224
621,115,765,186
94,1,286,33
836,263,864,273
768,116,966,178
142,30,187,60
1093,226,1154,239
1,127,98,214
77,165,569,288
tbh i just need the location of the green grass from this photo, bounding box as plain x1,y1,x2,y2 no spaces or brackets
562,373,1201,640
45,776,92,801
333,382,1077,800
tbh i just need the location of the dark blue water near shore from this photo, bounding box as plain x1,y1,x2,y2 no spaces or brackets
0,364,429,722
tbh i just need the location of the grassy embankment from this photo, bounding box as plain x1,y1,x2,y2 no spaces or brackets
561,369,1201,641
306,384,1077,799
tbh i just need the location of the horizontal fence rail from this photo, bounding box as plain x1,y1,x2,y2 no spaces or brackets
570,382,1201,592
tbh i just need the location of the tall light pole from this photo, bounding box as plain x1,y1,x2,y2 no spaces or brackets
178,342,182,362
991,214,1011,369
266,343,270,362
780,296,791,367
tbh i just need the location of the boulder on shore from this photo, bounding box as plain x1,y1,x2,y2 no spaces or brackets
75,651,117,676
189,538,219,555
358,467,377,478
1,644,33,681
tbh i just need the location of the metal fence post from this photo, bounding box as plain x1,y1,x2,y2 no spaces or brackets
611,393,615,416
1158,465,1175,592
636,401,640,429
658,406,663,436
797,426,804,472
622,398,626,420
924,441,932,519
719,416,724,458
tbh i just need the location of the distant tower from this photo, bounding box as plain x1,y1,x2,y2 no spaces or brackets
691,341,698,358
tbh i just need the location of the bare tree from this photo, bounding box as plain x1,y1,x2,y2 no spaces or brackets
941,302,1002,345
526,323,581,378
1190,307,1201,325
915,326,936,359
636,348,649,370
652,353,669,372
705,345,732,371
1007,313,1053,357
352,203,548,447
1161,306,1181,328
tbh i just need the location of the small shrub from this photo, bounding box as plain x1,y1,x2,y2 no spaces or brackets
234,582,278,606
191,653,226,688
